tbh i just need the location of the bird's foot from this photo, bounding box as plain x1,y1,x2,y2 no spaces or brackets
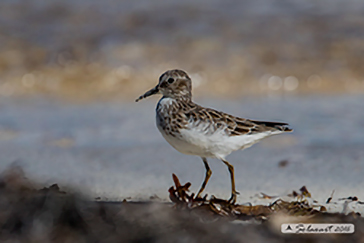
194,192,208,202
228,191,240,205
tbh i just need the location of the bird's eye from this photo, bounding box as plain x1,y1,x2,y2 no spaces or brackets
167,78,174,84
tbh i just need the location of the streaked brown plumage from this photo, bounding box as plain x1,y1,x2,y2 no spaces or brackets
136,69,292,203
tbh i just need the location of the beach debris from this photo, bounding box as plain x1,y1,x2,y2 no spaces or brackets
326,190,335,203
0,166,363,242
168,174,362,221
278,160,289,167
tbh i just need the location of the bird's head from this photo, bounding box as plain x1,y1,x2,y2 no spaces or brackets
135,69,192,102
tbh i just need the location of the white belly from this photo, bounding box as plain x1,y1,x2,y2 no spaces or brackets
158,124,216,157
157,121,277,159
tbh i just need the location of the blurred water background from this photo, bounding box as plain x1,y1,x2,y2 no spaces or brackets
0,0,363,208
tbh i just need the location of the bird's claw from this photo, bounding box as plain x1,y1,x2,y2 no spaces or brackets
228,191,239,205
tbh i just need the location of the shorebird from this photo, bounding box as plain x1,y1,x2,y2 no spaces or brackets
136,69,292,203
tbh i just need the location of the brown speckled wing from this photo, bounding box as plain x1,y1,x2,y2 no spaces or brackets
185,104,292,136
229,118,292,136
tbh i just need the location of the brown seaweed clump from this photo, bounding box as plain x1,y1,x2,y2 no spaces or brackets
168,173,362,222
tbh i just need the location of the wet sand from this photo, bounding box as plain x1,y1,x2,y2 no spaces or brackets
0,95,363,215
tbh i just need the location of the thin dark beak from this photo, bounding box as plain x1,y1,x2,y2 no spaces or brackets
135,86,159,102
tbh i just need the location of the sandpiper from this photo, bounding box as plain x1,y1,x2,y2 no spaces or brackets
136,69,292,203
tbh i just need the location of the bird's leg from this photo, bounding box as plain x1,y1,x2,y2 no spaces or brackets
221,159,239,204
196,157,212,199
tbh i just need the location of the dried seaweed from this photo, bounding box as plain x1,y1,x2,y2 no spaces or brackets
168,174,362,222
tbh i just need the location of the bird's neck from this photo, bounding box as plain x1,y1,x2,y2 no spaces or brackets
157,96,194,113
161,95,192,103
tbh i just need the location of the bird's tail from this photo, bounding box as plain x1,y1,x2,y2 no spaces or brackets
251,120,293,132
